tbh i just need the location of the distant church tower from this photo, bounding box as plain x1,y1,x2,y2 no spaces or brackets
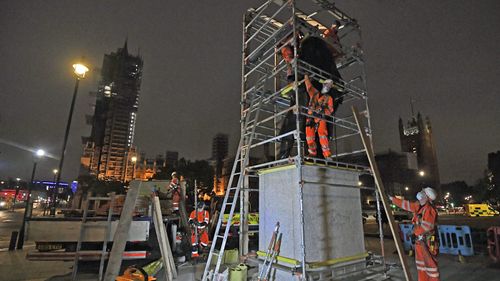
399,112,440,193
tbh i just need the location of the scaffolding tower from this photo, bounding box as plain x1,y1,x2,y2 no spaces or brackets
203,1,386,280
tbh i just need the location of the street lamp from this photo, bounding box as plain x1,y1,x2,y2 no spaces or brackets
17,149,45,249
131,156,138,180
50,61,89,216
405,186,409,191
419,170,425,177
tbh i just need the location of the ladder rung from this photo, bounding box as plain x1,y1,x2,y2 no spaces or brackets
241,188,259,192
88,197,112,201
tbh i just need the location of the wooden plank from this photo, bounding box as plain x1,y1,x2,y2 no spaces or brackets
153,195,174,280
152,197,170,281
352,106,413,281
103,181,141,281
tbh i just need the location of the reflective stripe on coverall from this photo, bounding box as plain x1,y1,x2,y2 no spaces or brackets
392,197,440,281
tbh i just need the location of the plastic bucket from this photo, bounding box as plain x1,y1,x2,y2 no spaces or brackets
229,264,248,281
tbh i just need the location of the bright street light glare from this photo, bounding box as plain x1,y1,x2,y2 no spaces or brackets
73,63,89,79
36,149,45,157
16,178,21,181
419,170,425,177
131,156,137,162
53,169,58,174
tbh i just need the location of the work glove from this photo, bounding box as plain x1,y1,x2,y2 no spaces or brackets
388,195,394,201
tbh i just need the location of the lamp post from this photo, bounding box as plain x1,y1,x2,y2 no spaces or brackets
50,62,89,216
12,177,21,211
17,149,45,249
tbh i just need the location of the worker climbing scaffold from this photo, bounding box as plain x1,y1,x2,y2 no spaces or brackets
304,74,335,159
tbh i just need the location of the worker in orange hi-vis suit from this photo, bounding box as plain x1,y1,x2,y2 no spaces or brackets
189,202,210,258
279,32,302,83
389,187,440,281
169,172,181,213
322,20,344,59
304,75,334,159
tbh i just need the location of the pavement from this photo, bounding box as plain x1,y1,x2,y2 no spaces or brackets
365,236,500,281
1,209,500,280
0,242,72,281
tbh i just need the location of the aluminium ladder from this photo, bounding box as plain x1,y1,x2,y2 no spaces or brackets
202,92,266,280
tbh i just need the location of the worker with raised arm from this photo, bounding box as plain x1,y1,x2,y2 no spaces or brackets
189,201,210,258
169,172,181,213
389,187,440,281
304,74,334,159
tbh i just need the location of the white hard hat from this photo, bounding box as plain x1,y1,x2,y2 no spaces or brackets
423,187,437,201
321,79,334,94
171,171,177,177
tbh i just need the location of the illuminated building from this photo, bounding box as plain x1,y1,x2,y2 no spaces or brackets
80,41,143,182
211,133,228,195
488,151,500,190
399,112,440,192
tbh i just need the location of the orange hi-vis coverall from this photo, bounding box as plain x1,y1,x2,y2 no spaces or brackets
391,197,440,281
169,178,180,212
304,75,334,158
189,209,210,257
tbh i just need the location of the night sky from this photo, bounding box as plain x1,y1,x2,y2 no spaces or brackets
1,1,499,185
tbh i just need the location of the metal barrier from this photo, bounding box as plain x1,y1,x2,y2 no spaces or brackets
439,225,474,256
399,224,474,256
487,226,500,263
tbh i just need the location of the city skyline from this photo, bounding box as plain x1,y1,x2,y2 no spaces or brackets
0,0,499,185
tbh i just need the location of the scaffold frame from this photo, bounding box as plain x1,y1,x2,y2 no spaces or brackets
203,1,386,280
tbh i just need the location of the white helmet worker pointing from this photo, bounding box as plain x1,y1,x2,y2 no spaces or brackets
416,187,437,205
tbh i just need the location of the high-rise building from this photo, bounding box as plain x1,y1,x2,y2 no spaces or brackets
212,134,229,161
488,151,500,190
211,133,228,195
399,112,440,192
375,150,418,196
80,41,143,182
165,151,179,170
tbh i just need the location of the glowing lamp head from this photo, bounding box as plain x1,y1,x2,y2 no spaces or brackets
36,149,45,157
53,169,58,174
419,170,425,177
73,63,89,79
131,156,137,163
